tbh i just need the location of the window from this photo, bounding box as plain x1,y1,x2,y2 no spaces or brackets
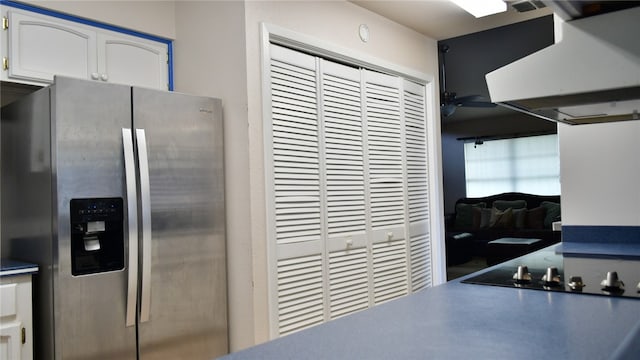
265,43,434,337
464,134,560,197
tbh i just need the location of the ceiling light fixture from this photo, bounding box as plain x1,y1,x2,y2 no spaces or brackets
450,0,507,18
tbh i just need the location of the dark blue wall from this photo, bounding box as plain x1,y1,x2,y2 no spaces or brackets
439,15,556,213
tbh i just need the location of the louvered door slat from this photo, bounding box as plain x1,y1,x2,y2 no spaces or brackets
372,239,408,304
271,45,321,249
404,80,431,291
322,60,370,320
323,62,365,239
404,83,429,224
277,254,324,336
271,66,316,91
270,45,325,337
272,87,317,106
410,232,431,291
328,248,369,319
365,73,404,231
325,118,362,132
272,110,317,124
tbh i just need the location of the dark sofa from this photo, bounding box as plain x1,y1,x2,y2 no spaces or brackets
445,192,561,265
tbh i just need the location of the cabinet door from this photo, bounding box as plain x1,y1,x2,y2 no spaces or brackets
98,33,168,90
1,278,30,360
6,10,97,84
0,321,22,360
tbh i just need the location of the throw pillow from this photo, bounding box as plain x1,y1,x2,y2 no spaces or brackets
525,206,547,229
479,208,492,229
472,207,482,229
493,199,527,211
512,208,527,229
454,202,486,229
540,201,561,228
489,207,514,229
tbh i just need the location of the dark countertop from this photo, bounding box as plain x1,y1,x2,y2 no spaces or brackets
0,259,39,277
221,249,640,359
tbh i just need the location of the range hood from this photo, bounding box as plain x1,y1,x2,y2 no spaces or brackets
486,6,640,125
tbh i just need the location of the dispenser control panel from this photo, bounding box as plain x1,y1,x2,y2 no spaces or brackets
70,198,124,276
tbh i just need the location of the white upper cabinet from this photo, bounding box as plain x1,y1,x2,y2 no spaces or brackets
1,7,169,90
4,10,97,84
97,33,168,90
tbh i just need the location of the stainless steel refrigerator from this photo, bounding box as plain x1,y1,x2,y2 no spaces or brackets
1,76,228,359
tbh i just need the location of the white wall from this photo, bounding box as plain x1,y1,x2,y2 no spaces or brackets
559,121,640,226
25,0,176,38
554,11,640,230
243,0,441,345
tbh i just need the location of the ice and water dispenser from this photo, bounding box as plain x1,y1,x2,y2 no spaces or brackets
70,198,125,276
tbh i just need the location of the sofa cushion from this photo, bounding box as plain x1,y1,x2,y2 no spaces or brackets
455,202,486,229
489,207,514,229
493,199,527,211
540,201,561,228
513,208,527,229
525,206,547,229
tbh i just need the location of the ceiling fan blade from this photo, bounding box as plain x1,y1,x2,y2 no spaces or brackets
441,103,457,117
462,101,497,108
455,94,497,108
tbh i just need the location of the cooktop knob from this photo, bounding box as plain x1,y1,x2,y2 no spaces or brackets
513,265,532,283
567,276,585,291
542,267,561,286
600,271,625,293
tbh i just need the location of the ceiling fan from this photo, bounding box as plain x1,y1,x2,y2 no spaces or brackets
439,44,497,117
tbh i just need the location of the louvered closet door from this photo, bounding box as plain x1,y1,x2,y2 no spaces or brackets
321,60,369,319
403,80,432,291
267,44,434,337
269,44,324,336
363,70,408,304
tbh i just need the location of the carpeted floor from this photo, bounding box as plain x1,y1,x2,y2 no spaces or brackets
446,256,488,281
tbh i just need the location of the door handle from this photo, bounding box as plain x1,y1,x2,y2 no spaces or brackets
122,128,138,327
136,129,152,323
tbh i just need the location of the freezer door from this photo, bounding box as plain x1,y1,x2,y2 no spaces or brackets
52,76,138,359
132,88,228,359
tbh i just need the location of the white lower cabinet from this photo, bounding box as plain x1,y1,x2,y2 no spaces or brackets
0,274,34,360
1,6,169,90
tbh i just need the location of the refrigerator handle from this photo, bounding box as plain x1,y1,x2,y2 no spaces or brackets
122,128,139,327
135,129,152,323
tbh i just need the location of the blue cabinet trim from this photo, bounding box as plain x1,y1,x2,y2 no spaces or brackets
563,225,640,244
561,225,640,257
0,259,38,277
1,0,174,90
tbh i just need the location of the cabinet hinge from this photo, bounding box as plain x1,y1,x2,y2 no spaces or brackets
21,327,26,344
2,16,8,30
2,57,8,71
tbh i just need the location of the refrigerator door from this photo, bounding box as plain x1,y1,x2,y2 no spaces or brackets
52,77,138,359
132,88,228,359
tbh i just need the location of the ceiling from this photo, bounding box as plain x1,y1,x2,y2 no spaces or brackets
351,0,555,124
350,0,553,40
351,1,640,125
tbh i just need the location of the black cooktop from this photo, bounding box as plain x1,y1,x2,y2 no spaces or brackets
462,245,640,299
